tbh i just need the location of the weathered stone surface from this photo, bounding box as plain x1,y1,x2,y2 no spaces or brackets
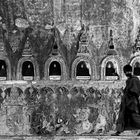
0,0,140,138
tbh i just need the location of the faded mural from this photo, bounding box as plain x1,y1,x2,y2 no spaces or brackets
0,85,124,136
0,0,140,137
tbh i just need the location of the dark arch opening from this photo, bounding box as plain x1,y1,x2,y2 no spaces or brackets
0,60,7,79
134,62,140,76
22,61,34,78
76,61,90,78
105,61,117,76
49,61,61,78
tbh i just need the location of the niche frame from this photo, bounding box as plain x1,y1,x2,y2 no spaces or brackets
0,56,11,80
17,57,39,80
71,56,96,81
101,55,123,81
44,56,67,81
130,56,140,76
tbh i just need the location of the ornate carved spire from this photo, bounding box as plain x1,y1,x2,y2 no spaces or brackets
0,23,6,55
107,29,117,55
134,27,140,51
77,24,90,56
22,37,32,56
108,29,114,49
132,27,140,57
52,40,59,55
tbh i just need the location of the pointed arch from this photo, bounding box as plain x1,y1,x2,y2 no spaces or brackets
101,55,124,80
17,57,39,80
130,56,140,76
44,56,67,81
71,56,96,80
0,56,11,80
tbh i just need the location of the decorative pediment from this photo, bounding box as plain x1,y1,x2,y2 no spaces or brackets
106,29,117,56
22,37,33,56
0,27,6,55
50,28,62,56
80,32,88,43
0,41,6,55
9,35,21,53
77,30,91,56
9,26,24,53
51,41,59,56
132,27,140,57
63,28,73,50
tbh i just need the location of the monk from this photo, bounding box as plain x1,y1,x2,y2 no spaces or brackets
112,64,140,136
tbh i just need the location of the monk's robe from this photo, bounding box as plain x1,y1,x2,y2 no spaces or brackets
116,76,140,132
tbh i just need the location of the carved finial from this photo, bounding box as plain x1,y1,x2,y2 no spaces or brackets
22,37,32,56
109,29,114,49
0,20,6,55
107,29,117,55
110,29,113,37
134,27,140,52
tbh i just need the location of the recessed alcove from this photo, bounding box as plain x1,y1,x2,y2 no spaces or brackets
0,60,7,80
0,57,11,80
49,61,61,80
101,56,123,81
130,56,140,78
22,61,34,80
72,56,96,80
76,61,91,80
17,57,39,80
105,61,119,80
44,56,67,81
133,61,140,76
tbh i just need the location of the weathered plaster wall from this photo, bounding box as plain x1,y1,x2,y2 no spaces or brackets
0,0,140,137
0,81,125,136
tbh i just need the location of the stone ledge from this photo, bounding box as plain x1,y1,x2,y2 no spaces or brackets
0,135,140,140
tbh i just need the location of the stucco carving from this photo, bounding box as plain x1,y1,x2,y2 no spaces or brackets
71,56,96,81
101,55,124,80
44,56,67,81
0,56,11,80
130,56,140,74
17,57,40,80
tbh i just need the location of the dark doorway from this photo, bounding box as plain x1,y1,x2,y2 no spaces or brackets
0,60,7,79
134,62,140,76
22,61,34,77
76,61,90,77
106,61,117,76
49,61,61,76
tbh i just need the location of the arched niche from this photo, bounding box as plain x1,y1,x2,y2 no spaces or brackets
101,56,123,80
76,61,91,80
0,57,11,80
0,60,7,80
22,61,34,80
44,56,67,81
134,62,140,76
71,56,96,80
17,57,39,80
49,61,61,80
130,56,140,77
105,61,117,76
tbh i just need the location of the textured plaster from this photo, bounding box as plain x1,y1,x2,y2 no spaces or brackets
0,0,140,138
